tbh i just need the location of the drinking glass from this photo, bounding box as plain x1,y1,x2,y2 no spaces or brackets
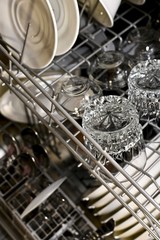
128,59,160,126
122,27,160,67
88,51,131,90
82,95,146,182
56,75,102,119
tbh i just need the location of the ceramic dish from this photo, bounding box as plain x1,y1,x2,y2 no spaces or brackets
82,185,109,201
134,229,160,240
0,75,64,123
78,0,121,28
94,158,160,217
115,208,160,239
115,193,160,232
95,175,159,218
102,177,159,224
49,0,80,55
0,0,57,69
89,141,160,209
134,231,151,240
126,0,146,5
102,173,160,225
83,135,160,203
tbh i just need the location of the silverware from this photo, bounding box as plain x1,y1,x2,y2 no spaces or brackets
17,152,36,177
20,176,66,219
21,127,40,149
2,133,20,165
32,144,50,169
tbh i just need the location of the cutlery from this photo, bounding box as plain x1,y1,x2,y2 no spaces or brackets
21,176,66,218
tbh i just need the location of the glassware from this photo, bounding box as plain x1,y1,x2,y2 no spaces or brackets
88,51,131,90
82,95,146,182
56,75,102,119
128,59,160,126
122,27,160,67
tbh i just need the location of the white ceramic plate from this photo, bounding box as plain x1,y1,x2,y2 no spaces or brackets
126,0,146,5
115,193,160,231
82,184,111,202
116,208,160,239
95,175,160,218
88,141,160,209
0,0,57,69
0,75,64,123
83,135,160,203
78,0,121,27
134,229,160,240
134,231,151,240
49,0,80,55
102,175,160,225
94,159,160,217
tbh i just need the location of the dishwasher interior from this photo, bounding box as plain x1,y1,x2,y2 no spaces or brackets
0,0,160,239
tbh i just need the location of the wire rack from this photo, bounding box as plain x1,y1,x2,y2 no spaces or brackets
0,0,160,239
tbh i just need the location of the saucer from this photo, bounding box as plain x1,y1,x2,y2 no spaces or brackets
49,0,80,55
0,0,57,69
78,0,121,27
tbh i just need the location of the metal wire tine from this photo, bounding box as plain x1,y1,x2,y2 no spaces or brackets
145,212,160,238
24,104,38,125
19,22,31,65
88,0,99,23
124,159,160,192
79,0,88,18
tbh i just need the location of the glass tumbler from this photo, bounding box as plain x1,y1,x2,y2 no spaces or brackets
56,75,102,119
88,51,131,90
128,59,160,126
82,95,146,182
122,27,160,67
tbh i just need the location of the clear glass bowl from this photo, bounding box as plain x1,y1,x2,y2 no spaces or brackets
88,51,131,90
82,95,146,182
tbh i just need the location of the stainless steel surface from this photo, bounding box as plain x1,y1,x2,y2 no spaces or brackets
0,0,160,239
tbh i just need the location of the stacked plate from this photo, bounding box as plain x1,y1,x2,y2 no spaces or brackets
82,135,160,239
0,0,80,69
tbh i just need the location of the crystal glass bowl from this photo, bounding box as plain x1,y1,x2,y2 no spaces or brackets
82,95,146,182
128,59,160,125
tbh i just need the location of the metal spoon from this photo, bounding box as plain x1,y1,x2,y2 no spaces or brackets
32,144,50,169
21,127,40,149
16,152,36,177
2,133,20,156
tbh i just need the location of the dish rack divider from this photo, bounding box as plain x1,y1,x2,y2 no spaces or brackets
0,1,160,239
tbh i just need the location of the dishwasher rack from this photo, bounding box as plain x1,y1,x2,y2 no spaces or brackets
0,1,160,239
